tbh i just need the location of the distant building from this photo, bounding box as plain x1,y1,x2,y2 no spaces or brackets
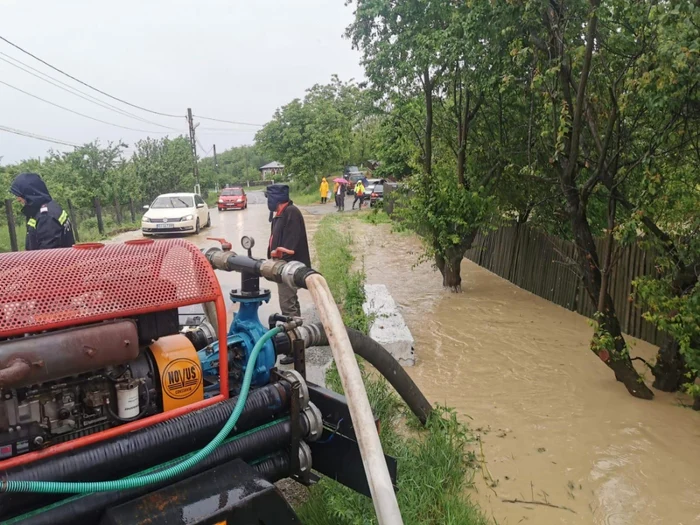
259,161,284,181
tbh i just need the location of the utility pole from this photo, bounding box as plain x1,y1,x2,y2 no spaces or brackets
213,144,219,173
186,108,200,194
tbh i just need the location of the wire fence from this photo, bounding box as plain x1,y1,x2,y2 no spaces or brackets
1,197,147,252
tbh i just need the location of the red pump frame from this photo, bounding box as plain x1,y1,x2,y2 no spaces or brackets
0,239,229,469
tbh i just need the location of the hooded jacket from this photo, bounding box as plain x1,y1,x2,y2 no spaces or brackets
265,184,311,267
319,178,329,197
10,173,75,251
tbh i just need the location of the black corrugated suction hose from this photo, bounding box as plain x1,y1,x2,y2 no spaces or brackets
301,323,432,425
0,382,291,520
3,419,302,525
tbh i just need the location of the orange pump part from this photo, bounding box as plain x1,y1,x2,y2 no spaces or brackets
150,334,204,412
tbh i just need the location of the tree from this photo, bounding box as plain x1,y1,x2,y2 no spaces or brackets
348,0,516,291
131,136,193,200
256,77,360,185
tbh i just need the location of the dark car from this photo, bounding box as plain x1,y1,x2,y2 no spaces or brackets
369,184,384,207
217,187,247,211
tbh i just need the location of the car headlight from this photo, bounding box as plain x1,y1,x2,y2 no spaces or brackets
143,217,151,223
218,199,224,203
181,214,194,221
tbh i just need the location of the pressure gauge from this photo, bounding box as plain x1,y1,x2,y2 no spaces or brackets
241,236,255,251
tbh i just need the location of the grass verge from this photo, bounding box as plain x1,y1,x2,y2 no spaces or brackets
312,213,369,333
301,214,488,525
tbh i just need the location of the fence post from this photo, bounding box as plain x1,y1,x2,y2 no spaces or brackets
113,195,122,225
94,197,104,235
4,200,18,252
129,197,136,222
66,199,80,243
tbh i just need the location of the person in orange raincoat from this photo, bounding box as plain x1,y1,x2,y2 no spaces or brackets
319,177,329,204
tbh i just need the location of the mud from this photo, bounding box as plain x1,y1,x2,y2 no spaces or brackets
359,222,700,525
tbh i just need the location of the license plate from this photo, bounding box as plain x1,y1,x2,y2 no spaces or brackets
156,223,174,229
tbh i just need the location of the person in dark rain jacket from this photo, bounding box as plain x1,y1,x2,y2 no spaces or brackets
266,184,310,364
10,172,75,251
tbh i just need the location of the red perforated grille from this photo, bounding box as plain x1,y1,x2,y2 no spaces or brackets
0,239,222,338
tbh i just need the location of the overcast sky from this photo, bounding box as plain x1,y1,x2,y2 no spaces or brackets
0,0,364,164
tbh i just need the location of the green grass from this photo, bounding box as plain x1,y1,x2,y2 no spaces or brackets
360,207,392,225
313,214,369,333
302,214,489,525
290,187,322,206
299,363,488,525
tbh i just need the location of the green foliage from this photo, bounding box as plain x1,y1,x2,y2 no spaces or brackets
299,366,487,525
0,136,198,211
256,77,367,186
313,214,370,333
398,167,495,266
198,145,269,188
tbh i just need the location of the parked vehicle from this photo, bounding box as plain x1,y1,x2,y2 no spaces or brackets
370,184,384,208
142,192,210,236
218,187,248,211
365,178,384,195
343,165,360,176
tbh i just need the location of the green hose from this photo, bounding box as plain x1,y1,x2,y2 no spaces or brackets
1,326,282,494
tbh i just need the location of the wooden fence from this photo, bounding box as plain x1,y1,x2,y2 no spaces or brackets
465,223,664,346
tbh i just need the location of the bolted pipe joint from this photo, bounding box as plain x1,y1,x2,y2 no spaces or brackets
301,402,323,442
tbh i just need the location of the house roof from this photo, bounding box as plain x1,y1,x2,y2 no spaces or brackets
259,161,284,170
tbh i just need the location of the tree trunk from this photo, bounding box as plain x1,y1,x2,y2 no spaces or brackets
651,339,691,392
423,69,433,176
435,233,477,293
568,205,654,400
436,252,463,292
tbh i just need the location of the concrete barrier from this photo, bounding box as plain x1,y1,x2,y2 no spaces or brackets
362,284,415,366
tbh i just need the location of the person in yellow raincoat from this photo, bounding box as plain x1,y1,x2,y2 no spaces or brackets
319,177,329,203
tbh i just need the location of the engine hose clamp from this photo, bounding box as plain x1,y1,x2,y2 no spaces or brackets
278,369,309,410
302,402,323,442
279,261,306,288
297,441,313,474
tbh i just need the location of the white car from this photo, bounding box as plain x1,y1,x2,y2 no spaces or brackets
141,193,211,236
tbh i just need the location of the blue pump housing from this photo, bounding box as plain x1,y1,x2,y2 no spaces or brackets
197,289,276,397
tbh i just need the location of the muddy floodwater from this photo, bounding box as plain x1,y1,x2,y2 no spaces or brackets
358,223,700,525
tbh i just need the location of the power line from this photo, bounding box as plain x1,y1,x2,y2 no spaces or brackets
0,124,79,147
0,79,173,134
0,34,184,119
196,138,212,156
193,114,263,127
0,53,182,131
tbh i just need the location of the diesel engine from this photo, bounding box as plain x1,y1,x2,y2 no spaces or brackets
0,309,214,459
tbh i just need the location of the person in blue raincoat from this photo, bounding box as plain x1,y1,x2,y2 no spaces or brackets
10,172,75,251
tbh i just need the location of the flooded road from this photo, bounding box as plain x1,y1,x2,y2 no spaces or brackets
359,223,700,525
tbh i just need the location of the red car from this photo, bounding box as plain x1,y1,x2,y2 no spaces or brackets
217,187,247,211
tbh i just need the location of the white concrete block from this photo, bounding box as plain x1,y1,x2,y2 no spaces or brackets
362,284,415,366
